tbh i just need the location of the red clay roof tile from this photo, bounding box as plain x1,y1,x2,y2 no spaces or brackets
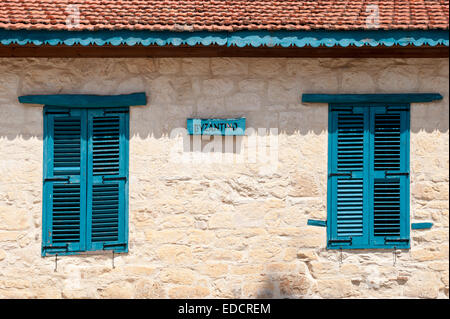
0,0,448,32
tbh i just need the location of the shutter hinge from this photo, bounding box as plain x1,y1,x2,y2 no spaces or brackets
331,106,353,113
328,238,352,245
103,243,127,250
43,244,69,252
384,238,409,243
385,172,409,177
329,172,352,178
45,110,71,115
102,176,127,183
44,177,70,183
386,106,410,113
103,110,129,115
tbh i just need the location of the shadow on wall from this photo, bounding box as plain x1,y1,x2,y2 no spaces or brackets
0,100,333,141
183,135,245,154
253,273,311,299
1,98,449,143
129,103,331,140
0,102,44,141
1,57,449,141
410,103,449,133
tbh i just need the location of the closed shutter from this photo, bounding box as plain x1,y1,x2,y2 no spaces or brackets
42,108,87,255
86,108,129,252
370,105,410,248
327,104,410,249
328,105,370,248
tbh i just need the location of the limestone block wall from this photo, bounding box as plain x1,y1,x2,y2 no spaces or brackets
0,57,448,298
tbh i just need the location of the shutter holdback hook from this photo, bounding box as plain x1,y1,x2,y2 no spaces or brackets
393,246,397,266
112,250,115,269
54,254,58,272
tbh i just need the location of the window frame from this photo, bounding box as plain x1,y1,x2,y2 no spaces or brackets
326,103,411,250
42,106,129,256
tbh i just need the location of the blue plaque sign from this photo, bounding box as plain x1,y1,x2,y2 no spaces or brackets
187,118,246,136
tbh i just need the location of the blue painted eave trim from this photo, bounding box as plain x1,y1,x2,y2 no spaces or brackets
18,92,147,107
1,30,448,48
302,93,443,104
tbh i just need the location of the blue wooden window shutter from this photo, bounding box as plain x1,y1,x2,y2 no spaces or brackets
369,105,410,249
328,105,370,249
42,107,129,256
42,108,88,255
327,104,410,249
86,108,129,253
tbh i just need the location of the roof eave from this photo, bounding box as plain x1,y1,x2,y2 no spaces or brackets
1,29,448,48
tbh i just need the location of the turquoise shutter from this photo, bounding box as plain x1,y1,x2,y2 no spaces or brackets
86,108,129,253
369,105,410,248
42,108,87,256
328,105,370,249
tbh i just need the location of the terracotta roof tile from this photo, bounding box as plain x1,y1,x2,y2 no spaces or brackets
0,0,448,32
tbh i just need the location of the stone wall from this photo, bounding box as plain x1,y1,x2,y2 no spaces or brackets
0,57,448,298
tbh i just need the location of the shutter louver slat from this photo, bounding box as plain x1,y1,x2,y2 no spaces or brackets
337,114,364,171
52,116,82,244
92,184,120,242
91,115,121,244
53,118,81,175
337,179,364,236
51,184,81,243
374,181,401,236
92,116,120,176
336,113,365,238
374,114,401,171
371,107,409,247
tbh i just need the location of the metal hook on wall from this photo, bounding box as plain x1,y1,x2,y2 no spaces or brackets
112,250,115,269
393,246,397,266
54,254,58,272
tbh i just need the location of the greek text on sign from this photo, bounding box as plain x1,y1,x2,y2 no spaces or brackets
187,118,246,136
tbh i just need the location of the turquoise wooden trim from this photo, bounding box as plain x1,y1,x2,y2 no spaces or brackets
307,219,327,227
42,108,50,257
42,106,129,256
412,222,433,230
368,105,410,249
303,93,443,104
19,92,147,108
42,107,88,256
404,106,411,246
1,30,448,48
123,108,130,254
328,106,371,249
326,105,333,248
327,103,411,250
86,108,129,254
187,118,246,136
